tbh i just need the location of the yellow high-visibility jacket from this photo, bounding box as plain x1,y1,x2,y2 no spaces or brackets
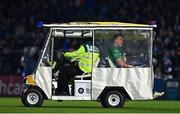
64,44,99,73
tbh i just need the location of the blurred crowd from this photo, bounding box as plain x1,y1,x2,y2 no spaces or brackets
0,0,179,79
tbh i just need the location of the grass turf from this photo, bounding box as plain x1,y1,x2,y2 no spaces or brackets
0,97,180,113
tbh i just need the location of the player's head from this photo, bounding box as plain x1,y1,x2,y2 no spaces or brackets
113,34,124,47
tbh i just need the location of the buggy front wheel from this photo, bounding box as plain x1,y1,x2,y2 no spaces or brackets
21,88,44,107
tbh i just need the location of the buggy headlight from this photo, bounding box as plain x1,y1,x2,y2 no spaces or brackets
25,74,36,85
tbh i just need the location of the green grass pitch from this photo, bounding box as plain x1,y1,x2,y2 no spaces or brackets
0,97,180,113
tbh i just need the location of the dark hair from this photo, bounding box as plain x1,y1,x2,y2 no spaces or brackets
113,34,123,41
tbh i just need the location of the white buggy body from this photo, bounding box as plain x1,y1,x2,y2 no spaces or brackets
21,22,156,107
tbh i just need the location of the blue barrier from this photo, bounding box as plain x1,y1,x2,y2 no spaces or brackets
154,78,165,92
165,80,180,100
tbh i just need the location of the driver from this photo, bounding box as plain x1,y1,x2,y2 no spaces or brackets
55,40,99,95
108,34,132,68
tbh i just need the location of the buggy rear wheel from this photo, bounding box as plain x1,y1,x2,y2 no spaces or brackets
100,91,125,108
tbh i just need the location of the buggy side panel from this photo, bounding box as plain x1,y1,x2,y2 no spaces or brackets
35,66,52,99
92,67,153,100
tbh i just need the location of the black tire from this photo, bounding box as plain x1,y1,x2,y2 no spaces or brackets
100,91,125,108
21,88,44,107
21,91,26,106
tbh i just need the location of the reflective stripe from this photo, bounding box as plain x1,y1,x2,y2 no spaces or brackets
85,44,99,53
79,62,92,67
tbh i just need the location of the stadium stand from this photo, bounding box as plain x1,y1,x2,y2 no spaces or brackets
0,0,179,80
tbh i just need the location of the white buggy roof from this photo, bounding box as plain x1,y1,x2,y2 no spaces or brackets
43,22,156,28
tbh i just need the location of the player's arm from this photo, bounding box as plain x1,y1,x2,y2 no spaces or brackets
116,59,130,68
